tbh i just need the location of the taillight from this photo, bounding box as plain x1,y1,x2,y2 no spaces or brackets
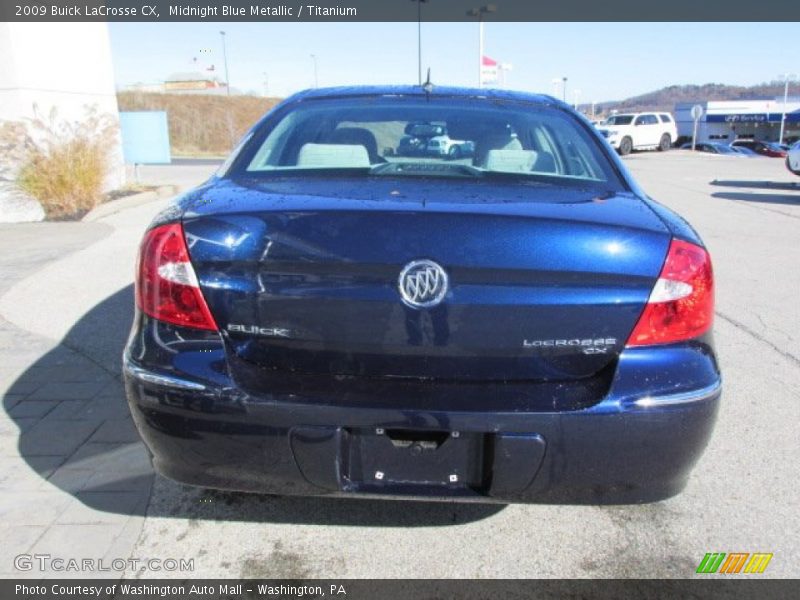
626,239,714,346
135,223,218,331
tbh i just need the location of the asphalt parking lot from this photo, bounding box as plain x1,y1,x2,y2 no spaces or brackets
0,152,798,579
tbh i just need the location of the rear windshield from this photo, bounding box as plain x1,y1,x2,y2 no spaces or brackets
228,96,625,191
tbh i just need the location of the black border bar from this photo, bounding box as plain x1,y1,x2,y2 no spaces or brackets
3,579,799,600
3,0,800,22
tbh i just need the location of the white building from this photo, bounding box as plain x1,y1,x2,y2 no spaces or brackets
0,23,124,221
675,98,800,144
164,72,229,95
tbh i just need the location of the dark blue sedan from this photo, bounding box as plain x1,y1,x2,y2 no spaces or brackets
123,86,720,504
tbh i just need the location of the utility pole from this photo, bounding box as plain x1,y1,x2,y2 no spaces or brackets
778,73,797,145
411,0,428,85
498,62,512,87
219,31,230,96
467,4,496,88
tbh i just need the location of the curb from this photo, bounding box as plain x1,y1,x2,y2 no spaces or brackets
82,185,179,222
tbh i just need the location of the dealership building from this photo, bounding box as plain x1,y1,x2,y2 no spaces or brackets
675,98,800,143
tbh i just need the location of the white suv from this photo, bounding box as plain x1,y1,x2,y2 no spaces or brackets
597,113,677,156
426,134,475,158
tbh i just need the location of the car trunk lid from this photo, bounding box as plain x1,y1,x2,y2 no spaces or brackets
182,177,669,382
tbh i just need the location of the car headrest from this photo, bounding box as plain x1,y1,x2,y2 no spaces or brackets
474,134,523,166
326,127,379,162
297,144,370,168
484,149,539,173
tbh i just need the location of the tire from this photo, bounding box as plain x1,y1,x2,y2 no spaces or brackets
448,145,461,159
618,137,633,156
658,134,672,152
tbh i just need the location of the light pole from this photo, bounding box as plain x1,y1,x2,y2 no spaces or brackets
498,62,512,87
467,4,496,88
310,54,318,88
778,73,797,145
219,31,230,96
410,0,428,85
561,77,567,102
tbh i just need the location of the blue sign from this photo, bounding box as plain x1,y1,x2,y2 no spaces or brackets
119,111,171,164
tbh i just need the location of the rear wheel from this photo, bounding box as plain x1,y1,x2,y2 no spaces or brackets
618,137,633,156
658,134,672,152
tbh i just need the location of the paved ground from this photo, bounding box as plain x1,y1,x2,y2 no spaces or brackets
0,164,210,580
0,153,797,579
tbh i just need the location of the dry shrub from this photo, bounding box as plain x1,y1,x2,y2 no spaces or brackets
0,106,117,219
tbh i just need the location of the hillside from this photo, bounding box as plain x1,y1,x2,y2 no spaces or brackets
116,92,281,156
117,82,793,155
595,82,793,115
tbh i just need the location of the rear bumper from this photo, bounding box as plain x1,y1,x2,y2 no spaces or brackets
123,344,721,504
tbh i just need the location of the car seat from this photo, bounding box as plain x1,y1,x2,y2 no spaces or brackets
326,127,381,164
474,131,523,167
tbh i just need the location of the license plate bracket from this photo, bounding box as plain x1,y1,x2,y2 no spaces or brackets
342,428,485,490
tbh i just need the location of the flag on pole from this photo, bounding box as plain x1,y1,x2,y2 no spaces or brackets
481,55,499,86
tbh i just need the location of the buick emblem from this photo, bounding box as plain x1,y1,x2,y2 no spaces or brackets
398,259,449,309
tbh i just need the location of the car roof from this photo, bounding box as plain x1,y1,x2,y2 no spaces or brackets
284,85,562,107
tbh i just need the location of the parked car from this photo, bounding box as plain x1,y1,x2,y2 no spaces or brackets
787,141,800,176
731,139,788,158
397,122,446,157
679,142,742,155
729,145,760,157
596,112,677,155
426,134,475,158
124,86,719,504
398,123,476,159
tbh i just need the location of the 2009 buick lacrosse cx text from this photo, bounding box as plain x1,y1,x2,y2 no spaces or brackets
123,85,720,504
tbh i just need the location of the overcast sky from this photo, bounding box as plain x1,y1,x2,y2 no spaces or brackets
108,22,798,102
